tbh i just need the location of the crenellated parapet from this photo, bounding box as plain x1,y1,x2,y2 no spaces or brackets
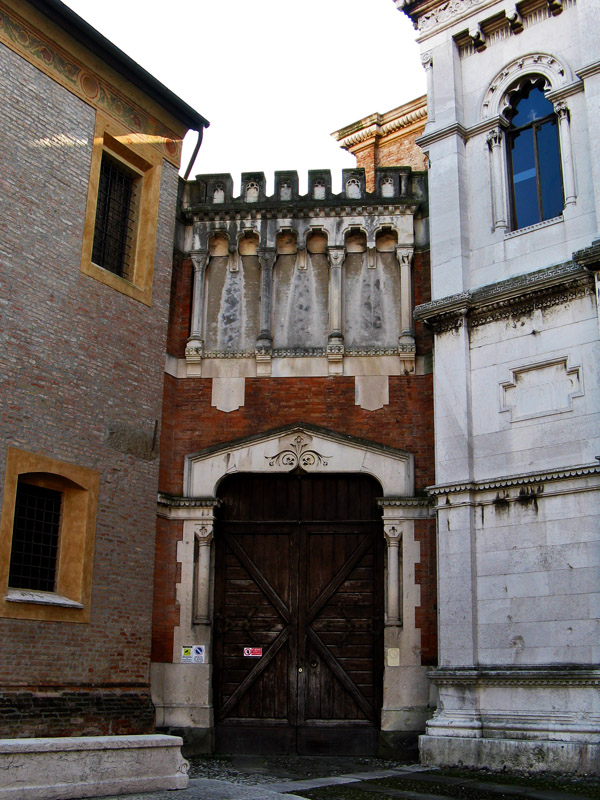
182,167,426,217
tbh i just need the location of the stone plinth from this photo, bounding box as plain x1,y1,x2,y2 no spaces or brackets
0,734,188,800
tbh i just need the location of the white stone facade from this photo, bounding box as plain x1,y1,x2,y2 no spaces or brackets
400,0,600,774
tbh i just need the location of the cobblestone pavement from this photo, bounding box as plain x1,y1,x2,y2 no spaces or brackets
95,756,600,800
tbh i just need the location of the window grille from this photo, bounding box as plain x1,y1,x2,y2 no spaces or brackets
92,152,137,279
9,482,62,592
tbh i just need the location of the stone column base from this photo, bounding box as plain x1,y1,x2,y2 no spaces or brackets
420,735,600,776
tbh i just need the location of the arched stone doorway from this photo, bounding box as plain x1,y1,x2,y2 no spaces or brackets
152,425,432,755
213,472,384,755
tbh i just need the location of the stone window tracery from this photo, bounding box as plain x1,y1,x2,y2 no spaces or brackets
381,177,395,198
280,181,292,201
313,180,326,200
213,184,225,204
245,181,259,202
346,178,361,199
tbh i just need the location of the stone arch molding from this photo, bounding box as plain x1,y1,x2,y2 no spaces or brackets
184,424,414,498
481,53,572,119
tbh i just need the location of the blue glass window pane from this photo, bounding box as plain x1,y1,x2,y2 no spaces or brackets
511,87,553,127
537,118,563,220
511,128,540,228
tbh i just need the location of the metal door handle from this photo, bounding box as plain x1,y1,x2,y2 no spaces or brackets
298,667,303,673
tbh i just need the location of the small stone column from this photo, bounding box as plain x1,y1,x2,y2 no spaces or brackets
256,247,276,377
395,245,415,374
486,128,508,230
554,101,577,206
421,51,435,124
384,522,403,626
185,250,209,367
327,246,345,375
193,515,215,624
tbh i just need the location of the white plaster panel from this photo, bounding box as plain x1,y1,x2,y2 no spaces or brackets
201,358,256,378
211,377,245,412
355,375,390,411
271,357,328,377
344,356,404,376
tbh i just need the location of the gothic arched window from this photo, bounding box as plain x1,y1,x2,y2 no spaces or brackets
506,77,563,229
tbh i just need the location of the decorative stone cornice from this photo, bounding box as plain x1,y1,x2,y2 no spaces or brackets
416,122,468,149
573,239,600,273
332,98,427,150
157,493,221,509
184,202,420,224
415,261,594,332
378,497,431,507
428,666,600,687
427,463,600,496
577,59,600,81
0,1,185,166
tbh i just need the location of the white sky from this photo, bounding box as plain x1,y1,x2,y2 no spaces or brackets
61,0,425,193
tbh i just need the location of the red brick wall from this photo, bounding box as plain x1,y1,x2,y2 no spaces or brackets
155,244,436,666
414,517,437,665
0,40,178,735
353,126,427,191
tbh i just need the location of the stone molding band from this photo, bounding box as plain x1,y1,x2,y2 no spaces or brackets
414,262,594,332
427,667,600,687
427,463,600,496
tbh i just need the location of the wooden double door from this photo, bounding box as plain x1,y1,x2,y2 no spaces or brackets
213,473,384,754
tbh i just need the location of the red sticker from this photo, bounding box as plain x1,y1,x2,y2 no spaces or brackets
243,647,262,657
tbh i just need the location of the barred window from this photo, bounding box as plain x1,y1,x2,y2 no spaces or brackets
92,152,138,280
9,482,62,592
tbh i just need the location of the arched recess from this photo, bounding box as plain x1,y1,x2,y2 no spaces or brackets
153,425,432,744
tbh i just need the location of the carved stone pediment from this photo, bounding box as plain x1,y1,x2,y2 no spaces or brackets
185,424,413,497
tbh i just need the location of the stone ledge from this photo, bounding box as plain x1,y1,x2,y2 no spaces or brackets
419,735,600,776
0,734,188,800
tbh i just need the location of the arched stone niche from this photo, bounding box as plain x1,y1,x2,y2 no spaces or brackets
204,231,260,354
272,228,328,351
344,228,401,349
238,231,259,256
276,230,297,255
306,230,328,254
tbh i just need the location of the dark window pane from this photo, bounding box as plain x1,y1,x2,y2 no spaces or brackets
92,153,135,279
511,128,540,228
9,483,62,592
510,86,554,127
537,118,563,220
